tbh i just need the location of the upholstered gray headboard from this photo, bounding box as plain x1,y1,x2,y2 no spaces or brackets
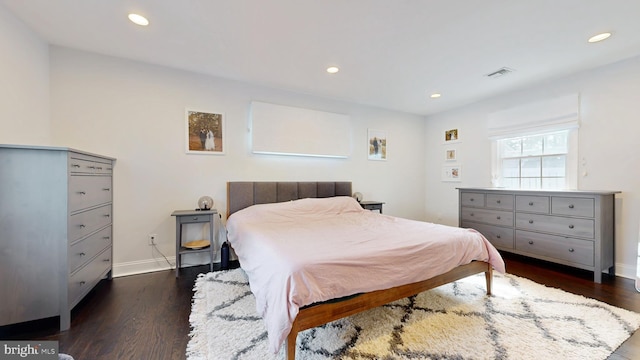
227,181,352,217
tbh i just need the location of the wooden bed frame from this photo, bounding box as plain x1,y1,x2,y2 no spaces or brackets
226,181,493,360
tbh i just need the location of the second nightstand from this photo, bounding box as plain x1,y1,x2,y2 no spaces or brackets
171,209,217,277
360,201,385,213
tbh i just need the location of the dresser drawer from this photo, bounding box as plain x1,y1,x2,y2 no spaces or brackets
516,195,550,213
486,194,514,210
551,197,595,218
69,226,112,273
69,155,113,175
516,230,594,267
461,208,513,227
69,175,112,212
515,213,594,238
460,192,485,207
68,205,112,241
68,247,112,305
462,221,514,249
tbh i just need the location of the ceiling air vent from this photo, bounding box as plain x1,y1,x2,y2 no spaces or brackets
486,67,514,79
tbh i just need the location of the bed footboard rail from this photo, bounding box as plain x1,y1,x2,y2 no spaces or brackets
285,261,493,360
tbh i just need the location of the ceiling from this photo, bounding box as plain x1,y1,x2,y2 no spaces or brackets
3,0,640,116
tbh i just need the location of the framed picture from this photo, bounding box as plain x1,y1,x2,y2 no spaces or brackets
186,109,225,154
444,128,460,144
442,165,462,182
368,129,387,161
445,149,457,161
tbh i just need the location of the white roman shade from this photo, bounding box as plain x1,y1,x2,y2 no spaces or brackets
250,101,351,158
487,94,580,139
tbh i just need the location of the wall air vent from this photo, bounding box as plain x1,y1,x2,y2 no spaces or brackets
486,67,514,79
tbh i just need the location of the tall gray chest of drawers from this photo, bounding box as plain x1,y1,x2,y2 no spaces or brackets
0,145,115,330
458,188,618,283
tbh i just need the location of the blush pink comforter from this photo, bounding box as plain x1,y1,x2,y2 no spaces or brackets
226,196,505,354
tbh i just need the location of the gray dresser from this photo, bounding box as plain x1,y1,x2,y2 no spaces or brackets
458,188,618,283
0,145,115,330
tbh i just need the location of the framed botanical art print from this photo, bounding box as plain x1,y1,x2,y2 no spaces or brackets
444,128,460,144
442,165,462,182
186,109,225,154
445,149,457,161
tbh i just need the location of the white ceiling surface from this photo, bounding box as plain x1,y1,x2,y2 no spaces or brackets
3,0,640,116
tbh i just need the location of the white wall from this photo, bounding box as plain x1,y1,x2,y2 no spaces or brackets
0,3,50,144
425,55,640,279
48,47,426,276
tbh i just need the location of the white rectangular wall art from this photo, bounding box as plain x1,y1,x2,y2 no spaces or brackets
250,101,351,158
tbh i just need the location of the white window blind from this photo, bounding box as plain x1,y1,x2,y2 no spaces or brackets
250,101,351,158
488,94,580,139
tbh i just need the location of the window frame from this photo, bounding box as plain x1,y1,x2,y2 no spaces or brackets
491,129,578,190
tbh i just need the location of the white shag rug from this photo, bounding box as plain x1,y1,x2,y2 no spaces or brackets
187,268,640,360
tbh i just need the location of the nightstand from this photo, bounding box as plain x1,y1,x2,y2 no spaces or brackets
171,209,217,277
360,201,385,213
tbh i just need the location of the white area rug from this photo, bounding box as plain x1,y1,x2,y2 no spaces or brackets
187,268,640,360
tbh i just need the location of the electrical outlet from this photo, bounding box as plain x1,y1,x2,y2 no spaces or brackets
148,234,157,246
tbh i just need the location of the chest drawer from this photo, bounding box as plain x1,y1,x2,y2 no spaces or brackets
460,192,485,207
515,213,594,238
486,194,513,210
516,230,594,266
178,214,212,224
551,197,595,218
69,226,112,273
68,204,112,241
69,175,113,212
69,157,113,175
462,221,514,249
68,246,112,305
516,195,550,213
461,208,513,227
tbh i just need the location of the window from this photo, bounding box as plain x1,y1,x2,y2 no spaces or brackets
495,130,574,189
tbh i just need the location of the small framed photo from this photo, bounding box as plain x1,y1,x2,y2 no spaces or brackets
445,149,457,161
368,129,387,161
186,109,225,154
444,128,460,144
442,165,462,182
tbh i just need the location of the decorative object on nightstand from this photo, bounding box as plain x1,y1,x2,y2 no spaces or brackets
197,196,214,210
360,201,385,213
171,209,217,277
352,192,363,202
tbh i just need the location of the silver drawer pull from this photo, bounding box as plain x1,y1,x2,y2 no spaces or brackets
529,202,534,206
103,258,110,262
104,214,110,218
72,164,81,168
96,167,103,170
88,166,96,169
569,204,574,209
528,220,534,224
78,191,86,195
568,224,574,229
470,213,474,216
193,217,199,220
103,236,110,240
470,198,474,201
496,216,501,220
496,200,501,204
528,240,534,245
79,224,86,228
103,188,111,191
79,252,86,256
79,281,86,286
568,248,575,252
496,235,501,239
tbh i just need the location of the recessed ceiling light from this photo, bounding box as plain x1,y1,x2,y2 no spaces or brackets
430,93,441,99
128,13,149,26
326,66,339,74
588,32,611,43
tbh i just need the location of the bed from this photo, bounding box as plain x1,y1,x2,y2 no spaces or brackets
226,181,505,359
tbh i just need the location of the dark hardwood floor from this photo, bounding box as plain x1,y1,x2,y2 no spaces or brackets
1,254,639,360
